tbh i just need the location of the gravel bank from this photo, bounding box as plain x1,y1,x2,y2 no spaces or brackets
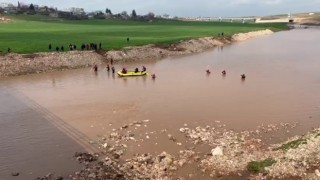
36,120,320,180
0,51,103,77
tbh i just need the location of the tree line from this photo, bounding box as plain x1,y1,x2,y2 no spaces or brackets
92,8,155,21
0,2,157,21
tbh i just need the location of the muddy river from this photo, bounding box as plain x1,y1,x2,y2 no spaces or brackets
1,28,320,179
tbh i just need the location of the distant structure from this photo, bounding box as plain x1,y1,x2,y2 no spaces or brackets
182,16,255,23
255,13,295,24
69,7,85,16
288,13,294,23
0,3,17,14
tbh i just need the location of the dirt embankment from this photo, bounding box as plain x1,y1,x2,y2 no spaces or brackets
232,29,273,41
0,16,11,23
0,51,103,77
0,29,273,77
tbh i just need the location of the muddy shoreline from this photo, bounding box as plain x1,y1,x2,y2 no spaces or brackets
0,29,273,77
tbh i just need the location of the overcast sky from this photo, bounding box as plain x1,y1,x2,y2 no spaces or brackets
4,0,320,17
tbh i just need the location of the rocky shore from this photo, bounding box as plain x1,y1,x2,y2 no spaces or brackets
0,29,273,77
36,120,320,180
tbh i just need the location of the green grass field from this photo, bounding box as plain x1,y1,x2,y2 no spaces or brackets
0,15,287,54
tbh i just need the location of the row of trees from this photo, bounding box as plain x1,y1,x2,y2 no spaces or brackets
89,8,155,21
0,2,157,21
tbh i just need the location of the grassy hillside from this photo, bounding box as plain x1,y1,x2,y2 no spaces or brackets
0,15,287,54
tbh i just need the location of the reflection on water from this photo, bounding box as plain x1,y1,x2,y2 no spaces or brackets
1,28,320,178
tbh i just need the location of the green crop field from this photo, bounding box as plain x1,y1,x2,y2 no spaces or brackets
0,15,287,54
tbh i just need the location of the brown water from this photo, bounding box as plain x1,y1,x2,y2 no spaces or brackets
1,28,320,179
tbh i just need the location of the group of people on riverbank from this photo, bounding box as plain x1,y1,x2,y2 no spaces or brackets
0,47,12,54
48,42,102,52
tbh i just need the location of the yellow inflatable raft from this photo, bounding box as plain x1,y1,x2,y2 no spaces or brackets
117,71,148,77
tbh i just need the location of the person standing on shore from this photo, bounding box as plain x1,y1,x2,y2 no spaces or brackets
111,66,115,74
48,44,52,51
110,58,114,65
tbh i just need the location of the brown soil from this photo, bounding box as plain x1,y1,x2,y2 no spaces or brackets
0,16,11,23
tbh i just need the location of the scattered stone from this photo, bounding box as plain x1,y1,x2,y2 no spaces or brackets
11,172,19,176
168,134,176,142
121,125,128,129
102,143,108,148
113,153,120,159
211,147,223,156
74,152,97,163
83,120,313,179
55,176,63,180
87,173,96,178
128,133,135,137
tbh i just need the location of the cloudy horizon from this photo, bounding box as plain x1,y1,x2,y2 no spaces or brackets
3,0,320,17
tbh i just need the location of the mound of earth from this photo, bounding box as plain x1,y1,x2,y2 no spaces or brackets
0,16,11,23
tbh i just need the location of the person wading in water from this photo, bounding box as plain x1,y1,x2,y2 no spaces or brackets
93,64,98,72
